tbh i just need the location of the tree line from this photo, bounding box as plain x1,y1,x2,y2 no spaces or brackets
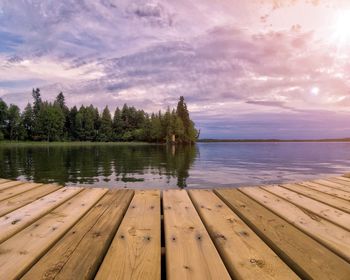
0,89,199,143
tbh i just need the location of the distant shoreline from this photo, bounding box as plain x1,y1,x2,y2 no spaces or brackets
198,138,350,143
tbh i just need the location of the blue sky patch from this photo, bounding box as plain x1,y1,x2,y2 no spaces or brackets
0,31,23,53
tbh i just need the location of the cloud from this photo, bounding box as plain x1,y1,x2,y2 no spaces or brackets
0,0,350,138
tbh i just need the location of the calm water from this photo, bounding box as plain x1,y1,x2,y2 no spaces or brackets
0,142,350,189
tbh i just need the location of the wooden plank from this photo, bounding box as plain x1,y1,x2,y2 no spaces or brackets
300,181,350,201
0,181,25,191
0,179,10,184
336,176,350,182
262,185,350,231
0,187,83,243
313,179,350,193
0,184,62,217
0,188,107,279
216,189,350,280
0,182,43,202
281,183,350,214
23,190,134,280
326,177,350,189
95,190,161,280
189,190,298,280
240,187,350,262
162,190,230,280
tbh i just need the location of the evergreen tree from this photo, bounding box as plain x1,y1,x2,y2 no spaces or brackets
32,88,42,116
0,89,198,144
54,92,69,139
54,92,66,109
6,104,23,140
150,113,163,142
176,96,190,134
67,106,78,140
99,106,113,141
176,96,198,143
22,103,34,140
0,98,8,140
113,107,123,140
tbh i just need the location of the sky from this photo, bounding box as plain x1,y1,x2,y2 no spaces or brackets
1,0,350,139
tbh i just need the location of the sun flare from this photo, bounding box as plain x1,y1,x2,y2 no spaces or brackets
333,10,350,45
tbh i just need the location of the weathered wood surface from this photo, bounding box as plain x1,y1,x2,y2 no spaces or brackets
300,181,350,201
328,177,350,188
23,189,133,280
96,190,161,280
314,179,350,193
0,183,62,216
216,189,350,280
0,188,107,279
189,189,298,280
0,177,348,279
163,190,231,280
0,187,82,243
0,182,43,201
240,187,350,262
0,180,24,191
262,185,350,231
282,183,350,213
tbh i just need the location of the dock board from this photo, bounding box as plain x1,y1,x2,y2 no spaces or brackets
0,177,348,279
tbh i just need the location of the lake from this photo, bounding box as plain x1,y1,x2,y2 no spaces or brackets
0,142,349,189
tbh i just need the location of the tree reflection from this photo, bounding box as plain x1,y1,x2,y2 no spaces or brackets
0,144,198,188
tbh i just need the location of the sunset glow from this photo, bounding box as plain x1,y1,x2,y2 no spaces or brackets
332,9,350,46
1,1,350,139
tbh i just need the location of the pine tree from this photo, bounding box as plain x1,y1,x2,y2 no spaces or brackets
22,103,34,140
0,98,8,140
113,107,124,140
176,96,197,143
99,106,113,141
54,92,70,139
67,106,78,140
32,88,42,116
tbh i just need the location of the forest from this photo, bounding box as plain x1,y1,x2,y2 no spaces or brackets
0,89,199,143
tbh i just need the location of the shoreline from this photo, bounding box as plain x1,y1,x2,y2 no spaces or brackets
198,138,350,143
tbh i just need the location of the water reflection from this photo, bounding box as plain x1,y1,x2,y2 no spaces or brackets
1,142,350,189
0,144,197,189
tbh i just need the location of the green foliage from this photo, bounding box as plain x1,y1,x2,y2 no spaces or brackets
99,106,113,141
0,98,8,137
0,91,198,144
35,102,65,141
6,104,23,140
22,103,34,140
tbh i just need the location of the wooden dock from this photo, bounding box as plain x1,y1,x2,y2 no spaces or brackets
0,177,349,279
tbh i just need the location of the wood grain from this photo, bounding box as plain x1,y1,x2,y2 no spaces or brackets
216,189,350,280
0,187,82,243
163,190,231,280
313,179,350,193
0,181,25,191
262,185,350,230
281,183,350,213
96,190,161,280
240,186,350,262
189,189,298,280
0,188,107,279
23,190,133,280
300,181,350,201
0,183,62,217
0,182,43,202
